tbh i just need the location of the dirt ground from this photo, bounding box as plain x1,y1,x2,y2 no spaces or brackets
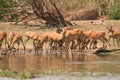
0,20,120,34
0,20,120,49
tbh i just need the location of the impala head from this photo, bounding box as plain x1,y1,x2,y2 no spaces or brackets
64,25,73,30
106,26,114,34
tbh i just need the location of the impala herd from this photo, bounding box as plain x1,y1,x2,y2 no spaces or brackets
0,25,120,54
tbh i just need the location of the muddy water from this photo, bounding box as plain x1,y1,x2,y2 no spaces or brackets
0,51,120,80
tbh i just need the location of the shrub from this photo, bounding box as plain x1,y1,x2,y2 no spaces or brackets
20,70,34,79
0,69,16,78
109,5,120,20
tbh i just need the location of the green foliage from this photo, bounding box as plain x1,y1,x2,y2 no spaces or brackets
79,69,88,77
0,0,26,21
110,5,120,20
20,70,34,79
11,13,19,22
0,69,34,79
40,69,48,75
0,69,16,78
0,0,14,20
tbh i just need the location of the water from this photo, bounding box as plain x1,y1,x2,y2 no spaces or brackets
0,51,120,80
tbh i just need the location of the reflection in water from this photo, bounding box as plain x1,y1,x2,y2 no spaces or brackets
9,55,25,72
0,51,120,76
0,56,9,69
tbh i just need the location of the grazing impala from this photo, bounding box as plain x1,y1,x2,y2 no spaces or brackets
24,31,39,42
36,30,66,51
24,31,39,46
37,32,49,50
9,34,25,51
106,26,120,47
0,31,7,49
47,30,66,51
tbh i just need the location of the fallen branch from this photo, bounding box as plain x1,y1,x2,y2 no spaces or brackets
93,48,120,54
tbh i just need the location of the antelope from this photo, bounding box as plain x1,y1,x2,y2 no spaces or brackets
106,26,120,47
37,32,49,50
9,33,25,51
47,30,66,51
33,30,66,53
62,28,83,51
80,30,94,50
0,31,7,49
79,29,109,50
24,31,39,46
86,30,109,49
24,31,41,53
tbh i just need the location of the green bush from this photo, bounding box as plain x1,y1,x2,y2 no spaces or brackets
110,5,120,20
0,69,16,78
20,70,34,79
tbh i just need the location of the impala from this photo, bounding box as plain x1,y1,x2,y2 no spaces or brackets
37,32,49,50
9,33,25,51
106,26,120,47
24,31,40,49
24,31,39,43
87,30,109,49
47,30,66,51
62,28,83,51
0,31,7,49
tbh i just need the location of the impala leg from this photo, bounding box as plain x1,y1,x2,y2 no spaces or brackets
65,42,69,52
33,40,38,55
8,39,12,49
102,36,110,47
4,36,8,49
113,38,116,47
93,40,97,49
108,36,112,47
99,38,107,48
89,40,93,49
17,41,20,52
107,38,111,47
84,40,90,50
21,37,26,51
71,40,75,50
11,42,16,52
116,38,120,47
